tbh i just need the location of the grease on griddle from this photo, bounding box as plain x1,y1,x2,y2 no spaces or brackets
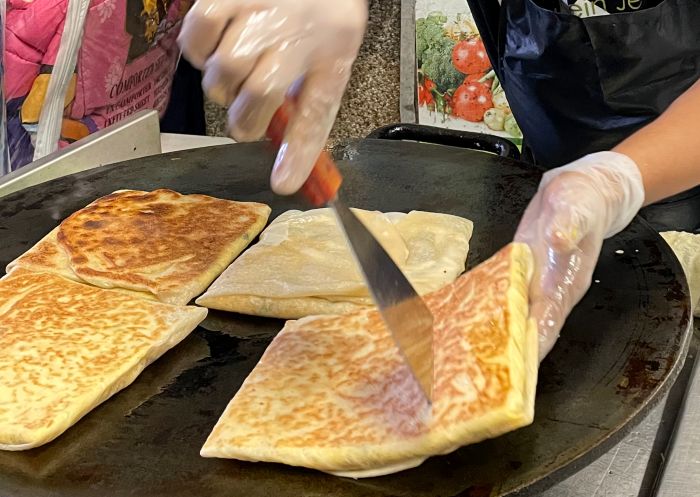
616,340,665,396
199,310,282,339
508,460,523,470
665,280,688,303
455,485,494,497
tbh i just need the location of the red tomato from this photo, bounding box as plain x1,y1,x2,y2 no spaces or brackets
452,37,491,75
451,82,493,122
464,72,487,84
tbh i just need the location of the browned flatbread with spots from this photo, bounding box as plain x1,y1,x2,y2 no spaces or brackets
0,270,207,450
201,243,538,477
8,189,271,305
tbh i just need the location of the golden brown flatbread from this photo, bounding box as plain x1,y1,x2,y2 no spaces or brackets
8,189,271,305
0,270,208,450
196,209,474,318
0,334,210,476
5,229,76,282
6,229,158,301
201,243,537,477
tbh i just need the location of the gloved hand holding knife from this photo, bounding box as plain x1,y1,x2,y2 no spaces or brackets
178,0,368,195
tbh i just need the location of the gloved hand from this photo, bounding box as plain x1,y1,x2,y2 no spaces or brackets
177,0,368,195
514,151,646,361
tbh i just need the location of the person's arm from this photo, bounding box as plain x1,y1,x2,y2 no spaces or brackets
517,78,700,361
614,79,700,204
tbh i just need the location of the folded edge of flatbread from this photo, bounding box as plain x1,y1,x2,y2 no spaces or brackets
6,189,272,305
196,209,474,319
6,229,159,302
0,270,208,450
200,242,537,477
661,231,700,316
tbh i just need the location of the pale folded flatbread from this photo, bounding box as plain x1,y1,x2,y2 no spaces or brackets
661,231,700,316
196,208,474,318
201,243,537,477
0,270,208,450
7,189,271,305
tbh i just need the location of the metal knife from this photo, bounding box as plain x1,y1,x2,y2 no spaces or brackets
267,100,434,403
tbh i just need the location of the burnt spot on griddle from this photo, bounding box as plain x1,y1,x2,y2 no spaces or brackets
455,484,494,497
616,340,666,396
665,280,687,303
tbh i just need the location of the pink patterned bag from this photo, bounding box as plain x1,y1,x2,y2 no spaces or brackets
5,0,190,171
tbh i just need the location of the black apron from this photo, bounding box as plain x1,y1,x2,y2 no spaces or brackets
467,0,700,233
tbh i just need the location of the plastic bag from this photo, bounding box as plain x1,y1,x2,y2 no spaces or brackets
5,0,190,172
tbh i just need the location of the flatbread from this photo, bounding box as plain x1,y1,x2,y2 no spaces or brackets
201,243,537,477
8,189,271,305
0,270,208,450
6,228,76,282
6,229,158,301
196,209,473,318
0,334,210,476
661,231,700,316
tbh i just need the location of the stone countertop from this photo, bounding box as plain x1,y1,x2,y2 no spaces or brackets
204,0,403,144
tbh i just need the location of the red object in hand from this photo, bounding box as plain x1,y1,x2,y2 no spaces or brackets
300,153,344,206
267,100,343,207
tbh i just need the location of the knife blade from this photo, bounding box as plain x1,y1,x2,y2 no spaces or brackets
266,100,434,403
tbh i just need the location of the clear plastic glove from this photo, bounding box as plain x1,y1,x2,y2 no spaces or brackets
177,0,368,195
514,151,645,361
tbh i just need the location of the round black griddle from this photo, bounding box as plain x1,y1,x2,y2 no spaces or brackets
0,139,692,497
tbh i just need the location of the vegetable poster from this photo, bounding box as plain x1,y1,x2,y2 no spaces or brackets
415,0,522,146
